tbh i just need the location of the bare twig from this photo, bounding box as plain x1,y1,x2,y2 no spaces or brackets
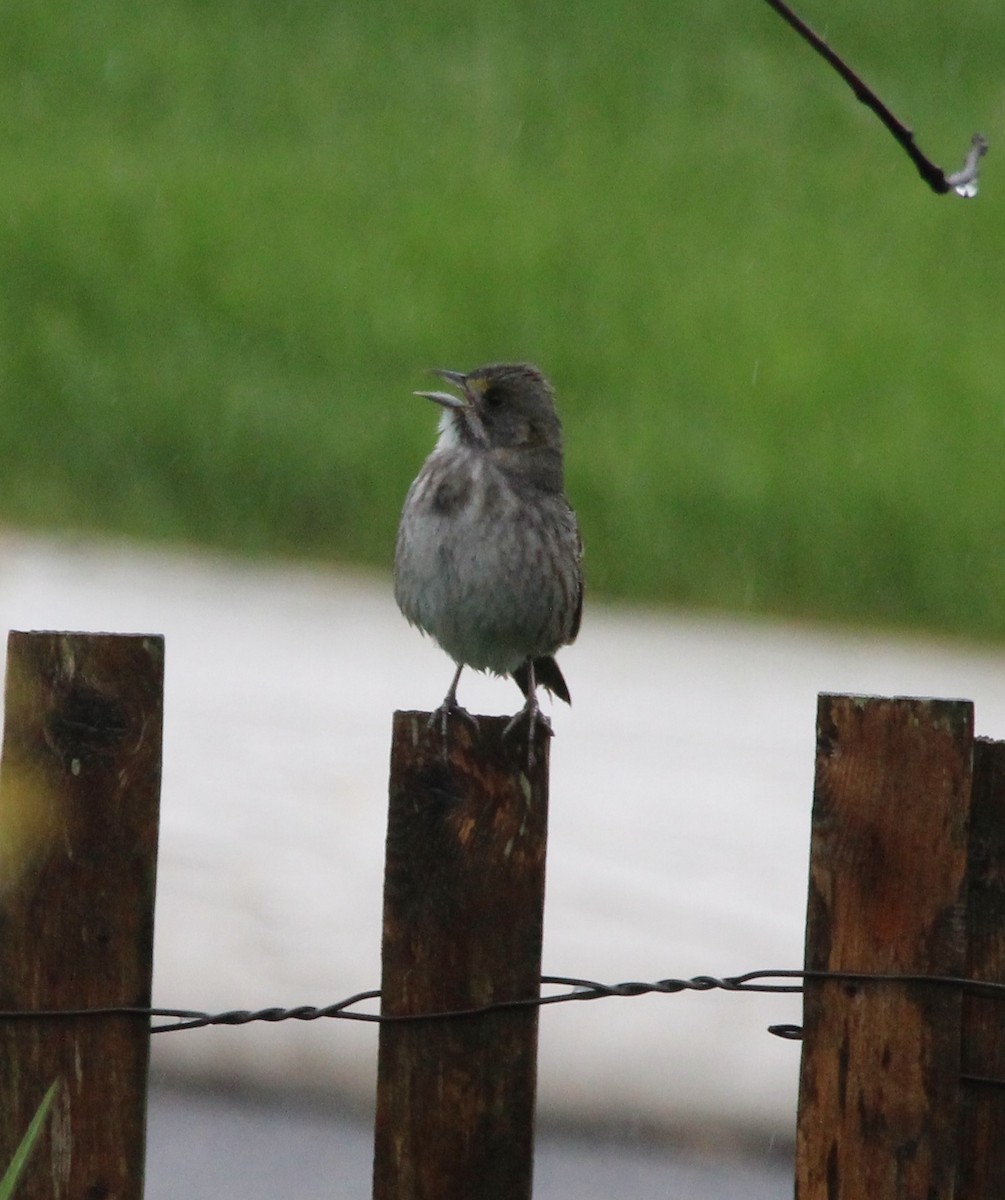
762,0,988,196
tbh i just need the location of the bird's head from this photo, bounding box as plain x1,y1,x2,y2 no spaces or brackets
416,364,564,473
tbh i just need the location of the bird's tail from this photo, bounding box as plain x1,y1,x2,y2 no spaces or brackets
512,656,571,706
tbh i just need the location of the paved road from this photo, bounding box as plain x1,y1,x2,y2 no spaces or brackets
146,1081,794,1199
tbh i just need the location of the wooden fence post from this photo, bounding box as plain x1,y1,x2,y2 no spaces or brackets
372,711,550,1200
0,631,164,1200
957,736,1005,1197
795,694,974,1199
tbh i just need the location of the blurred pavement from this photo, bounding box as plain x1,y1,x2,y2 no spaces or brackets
146,1080,794,1199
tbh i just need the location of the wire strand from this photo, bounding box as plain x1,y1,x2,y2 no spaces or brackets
1,968,1004,1033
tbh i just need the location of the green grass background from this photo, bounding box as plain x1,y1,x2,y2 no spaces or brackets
1,0,1003,636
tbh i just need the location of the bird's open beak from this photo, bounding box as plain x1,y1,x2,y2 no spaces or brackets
430,369,468,388
414,369,470,409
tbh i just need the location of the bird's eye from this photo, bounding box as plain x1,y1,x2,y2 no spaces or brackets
482,385,502,406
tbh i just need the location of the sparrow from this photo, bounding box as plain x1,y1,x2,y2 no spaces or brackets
394,362,583,762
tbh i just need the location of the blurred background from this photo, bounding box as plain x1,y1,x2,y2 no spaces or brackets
1,0,1003,1194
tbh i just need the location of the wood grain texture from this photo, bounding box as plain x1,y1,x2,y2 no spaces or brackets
372,711,549,1200
0,632,164,1200
795,694,973,1200
957,737,1005,1198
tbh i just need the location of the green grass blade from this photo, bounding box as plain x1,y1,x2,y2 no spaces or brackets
0,1081,59,1200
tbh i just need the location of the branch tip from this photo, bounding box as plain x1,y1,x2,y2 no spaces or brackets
946,133,989,199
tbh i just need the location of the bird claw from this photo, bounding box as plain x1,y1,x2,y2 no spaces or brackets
503,702,552,769
428,702,480,760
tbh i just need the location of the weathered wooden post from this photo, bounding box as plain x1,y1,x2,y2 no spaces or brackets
795,694,974,1199
795,695,1005,1195
957,737,1005,1197
0,632,164,1200
372,712,550,1200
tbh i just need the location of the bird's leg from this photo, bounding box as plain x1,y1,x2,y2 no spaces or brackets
503,658,552,769
428,663,479,757
442,662,463,712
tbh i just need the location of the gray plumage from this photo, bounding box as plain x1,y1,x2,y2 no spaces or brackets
394,362,583,740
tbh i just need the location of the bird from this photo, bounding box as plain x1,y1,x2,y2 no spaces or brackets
394,362,583,763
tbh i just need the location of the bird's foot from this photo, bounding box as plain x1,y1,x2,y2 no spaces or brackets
503,696,552,770
427,702,480,760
